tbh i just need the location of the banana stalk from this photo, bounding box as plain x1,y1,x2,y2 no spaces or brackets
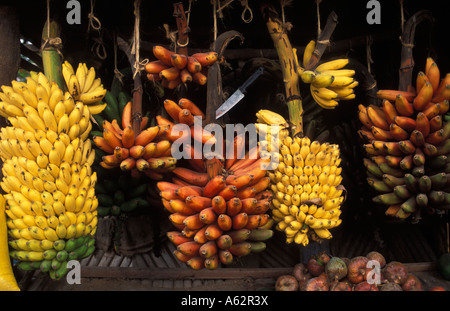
261,4,303,136
41,20,65,91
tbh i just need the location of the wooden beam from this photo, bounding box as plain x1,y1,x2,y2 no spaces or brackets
80,262,435,280
81,266,292,279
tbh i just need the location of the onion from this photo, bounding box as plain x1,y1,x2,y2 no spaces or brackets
292,263,308,282
330,281,352,291
366,251,386,268
380,282,403,291
401,274,423,291
347,256,369,284
303,276,329,291
325,257,348,282
275,275,299,291
382,261,408,285
307,252,330,276
353,281,379,291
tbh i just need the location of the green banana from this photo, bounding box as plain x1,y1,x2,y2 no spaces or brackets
113,190,126,205
248,229,273,241
400,196,418,213
97,206,111,217
53,239,66,251
428,155,448,169
97,193,114,207
382,174,405,188
56,250,69,262
415,193,429,208
429,172,448,189
367,178,392,193
373,192,404,205
429,190,445,205
126,183,148,199
411,165,425,177
393,185,411,199
378,163,405,178
119,199,139,213
104,91,120,121
404,173,418,192
54,260,68,280
249,241,267,253
68,242,88,260
40,259,52,273
418,175,432,193
363,158,383,177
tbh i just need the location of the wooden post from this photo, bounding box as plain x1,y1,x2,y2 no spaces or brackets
398,10,433,92
173,2,189,56
0,5,20,180
0,6,20,87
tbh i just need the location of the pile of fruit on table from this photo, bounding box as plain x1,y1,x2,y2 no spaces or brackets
275,251,447,291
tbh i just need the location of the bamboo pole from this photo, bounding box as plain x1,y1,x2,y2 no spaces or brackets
261,4,303,137
41,20,65,91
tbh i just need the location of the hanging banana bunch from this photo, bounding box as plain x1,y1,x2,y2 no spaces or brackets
0,67,99,280
155,96,274,270
259,5,346,246
145,46,219,89
298,40,359,109
359,57,450,222
61,61,107,115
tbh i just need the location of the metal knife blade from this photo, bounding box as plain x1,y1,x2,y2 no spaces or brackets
216,67,264,119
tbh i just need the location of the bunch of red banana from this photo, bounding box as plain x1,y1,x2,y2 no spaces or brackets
92,101,176,180
158,151,274,270
359,57,450,221
145,45,218,89
157,100,273,269
156,98,216,173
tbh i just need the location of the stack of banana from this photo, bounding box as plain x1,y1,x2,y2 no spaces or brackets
145,46,218,89
299,40,358,109
0,63,104,280
255,109,345,245
359,57,450,221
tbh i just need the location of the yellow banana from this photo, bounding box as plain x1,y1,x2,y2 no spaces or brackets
82,67,96,93
75,63,86,93
303,40,316,68
68,74,81,100
311,73,334,88
86,102,107,115
300,70,316,84
329,76,354,88
315,58,349,71
42,107,58,132
79,86,107,104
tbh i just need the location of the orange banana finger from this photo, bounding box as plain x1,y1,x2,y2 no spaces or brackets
153,45,175,66
178,98,206,119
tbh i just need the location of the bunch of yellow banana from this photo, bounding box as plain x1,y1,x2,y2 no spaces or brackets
62,61,107,114
297,40,358,109
256,109,345,245
301,59,358,109
0,71,98,280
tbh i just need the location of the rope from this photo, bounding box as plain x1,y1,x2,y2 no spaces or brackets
212,0,218,41
316,0,322,38
113,33,125,84
400,0,405,34
87,0,102,32
280,0,293,32
239,0,253,23
366,35,374,73
87,0,107,60
131,0,148,78
41,0,63,54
